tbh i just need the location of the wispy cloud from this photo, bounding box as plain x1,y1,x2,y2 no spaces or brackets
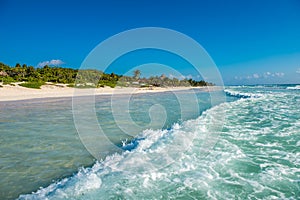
236,72,285,80
253,73,260,79
274,72,285,77
37,59,64,67
263,72,272,78
296,68,300,74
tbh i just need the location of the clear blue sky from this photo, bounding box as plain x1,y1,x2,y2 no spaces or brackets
1,0,300,85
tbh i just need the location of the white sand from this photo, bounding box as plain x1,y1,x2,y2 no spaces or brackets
0,83,218,102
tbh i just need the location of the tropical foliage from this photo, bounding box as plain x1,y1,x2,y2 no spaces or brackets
19,81,44,89
0,62,214,89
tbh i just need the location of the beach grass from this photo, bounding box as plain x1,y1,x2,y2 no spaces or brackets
19,81,44,89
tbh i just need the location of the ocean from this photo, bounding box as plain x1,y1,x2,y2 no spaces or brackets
1,85,299,199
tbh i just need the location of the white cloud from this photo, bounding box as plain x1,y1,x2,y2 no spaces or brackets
244,74,260,79
37,59,64,67
263,72,271,78
274,72,284,77
296,68,300,74
253,74,260,79
239,71,285,80
262,71,285,78
168,74,175,79
185,74,193,79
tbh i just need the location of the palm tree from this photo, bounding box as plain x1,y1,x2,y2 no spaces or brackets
133,69,141,80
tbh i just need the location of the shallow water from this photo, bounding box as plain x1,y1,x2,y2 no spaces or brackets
1,89,223,200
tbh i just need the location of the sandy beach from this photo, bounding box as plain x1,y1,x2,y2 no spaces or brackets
0,83,218,102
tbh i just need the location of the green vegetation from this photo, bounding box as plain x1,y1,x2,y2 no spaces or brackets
0,62,77,85
1,76,16,85
66,84,75,87
0,62,214,89
19,81,44,89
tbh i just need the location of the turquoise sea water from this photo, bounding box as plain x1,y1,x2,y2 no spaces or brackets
1,85,300,199
0,89,221,199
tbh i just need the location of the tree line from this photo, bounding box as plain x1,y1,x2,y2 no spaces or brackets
0,62,214,88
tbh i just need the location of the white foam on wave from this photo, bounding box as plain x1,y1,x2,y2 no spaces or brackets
286,85,300,90
224,89,264,98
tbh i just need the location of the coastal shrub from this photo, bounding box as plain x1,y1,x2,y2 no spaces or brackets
98,80,116,88
105,82,116,88
116,81,128,87
19,81,44,89
140,84,152,88
28,77,40,82
2,76,16,85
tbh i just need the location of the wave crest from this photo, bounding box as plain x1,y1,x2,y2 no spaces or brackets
224,89,263,98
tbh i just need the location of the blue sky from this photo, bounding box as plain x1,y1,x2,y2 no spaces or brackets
0,0,300,85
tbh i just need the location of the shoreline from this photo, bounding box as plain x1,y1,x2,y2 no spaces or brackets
0,84,222,102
